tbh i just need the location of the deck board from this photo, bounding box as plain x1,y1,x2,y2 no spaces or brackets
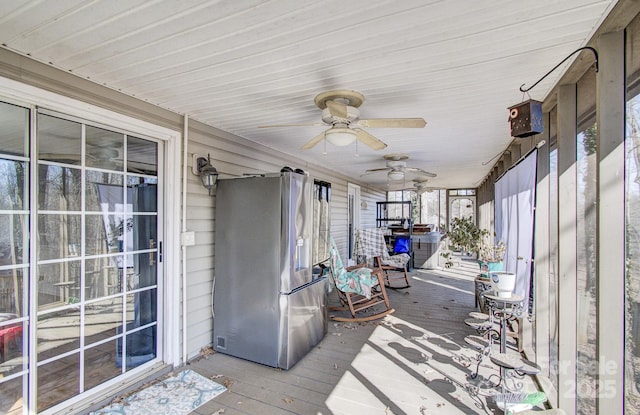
190,257,542,414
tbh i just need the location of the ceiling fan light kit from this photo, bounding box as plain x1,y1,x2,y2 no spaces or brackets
363,153,437,180
325,128,357,146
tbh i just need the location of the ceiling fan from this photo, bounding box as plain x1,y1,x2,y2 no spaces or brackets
259,89,426,150
400,178,444,194
362,154,436,181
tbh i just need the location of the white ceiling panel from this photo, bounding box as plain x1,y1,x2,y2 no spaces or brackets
0,0,617,189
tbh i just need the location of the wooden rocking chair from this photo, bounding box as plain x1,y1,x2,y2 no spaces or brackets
355,228,411,289
324,237,394,322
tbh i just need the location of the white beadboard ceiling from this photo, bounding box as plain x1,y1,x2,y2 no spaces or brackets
0,0,616,190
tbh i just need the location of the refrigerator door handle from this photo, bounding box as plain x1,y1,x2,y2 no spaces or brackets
296,237,303,270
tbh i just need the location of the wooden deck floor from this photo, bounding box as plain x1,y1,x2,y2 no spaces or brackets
187,257,541,415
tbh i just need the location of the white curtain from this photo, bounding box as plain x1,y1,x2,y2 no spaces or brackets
494,149,538,306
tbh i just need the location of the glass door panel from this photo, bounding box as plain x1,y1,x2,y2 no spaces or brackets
37,353,80,412
120,147,159,369
84,339,122,390
35,114,161,412
86,125,124,171
37,114,82,165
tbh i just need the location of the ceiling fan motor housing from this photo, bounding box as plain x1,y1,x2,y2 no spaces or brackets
321,107,359,125
387,160,407,169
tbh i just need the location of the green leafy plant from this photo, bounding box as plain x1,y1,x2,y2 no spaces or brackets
446,216,488,255
440,251,454,268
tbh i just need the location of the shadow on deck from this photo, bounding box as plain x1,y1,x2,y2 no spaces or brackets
187,256,540,415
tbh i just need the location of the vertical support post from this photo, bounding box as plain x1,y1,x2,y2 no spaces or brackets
596,30,625,415
557,83,578,414
534,115,551,385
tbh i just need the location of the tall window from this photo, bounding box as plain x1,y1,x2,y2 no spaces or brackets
625,13,640,414
419,189,446,229
389,189,446,229
576,67,597,414
548,107,559,392
387,190,419,223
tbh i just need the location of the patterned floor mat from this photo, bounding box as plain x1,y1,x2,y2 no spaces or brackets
92,369,226,415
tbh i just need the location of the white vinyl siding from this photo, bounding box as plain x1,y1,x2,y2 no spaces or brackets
184,120,383,359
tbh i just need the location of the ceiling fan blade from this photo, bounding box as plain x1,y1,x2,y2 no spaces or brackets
258,122,326,128
405,167,437,177
300,131,326,150
357,118,426,128
364,167,392,173
354,129,387,150
325,100,349,119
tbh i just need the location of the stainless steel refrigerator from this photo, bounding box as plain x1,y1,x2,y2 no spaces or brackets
213,171,328,369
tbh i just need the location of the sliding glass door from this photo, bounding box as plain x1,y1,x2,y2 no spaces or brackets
0,102,163,414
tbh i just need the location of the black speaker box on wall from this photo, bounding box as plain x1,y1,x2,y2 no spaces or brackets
508,100,543,138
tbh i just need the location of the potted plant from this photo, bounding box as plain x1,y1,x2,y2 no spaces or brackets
446,216,488,256
478,233,506,278
440,251,454,269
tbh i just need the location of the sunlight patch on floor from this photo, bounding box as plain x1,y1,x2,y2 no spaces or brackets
411,275,475,296
325,370,391,415
325,315,492,414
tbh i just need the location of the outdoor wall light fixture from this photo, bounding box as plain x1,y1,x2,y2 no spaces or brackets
193,153,219,196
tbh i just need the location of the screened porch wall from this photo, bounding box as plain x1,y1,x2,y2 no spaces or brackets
473,7,640,413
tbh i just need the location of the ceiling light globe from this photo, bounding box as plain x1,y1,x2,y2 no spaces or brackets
325,128,357,146
388,170,404,181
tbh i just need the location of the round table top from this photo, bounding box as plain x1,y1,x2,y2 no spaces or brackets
517,358,542,374
468,311,490,320
484,293,524,303
490,352,524,369
464,335,490,350
464,318,492,329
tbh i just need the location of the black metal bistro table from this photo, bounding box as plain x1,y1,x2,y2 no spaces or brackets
484,293,524,354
